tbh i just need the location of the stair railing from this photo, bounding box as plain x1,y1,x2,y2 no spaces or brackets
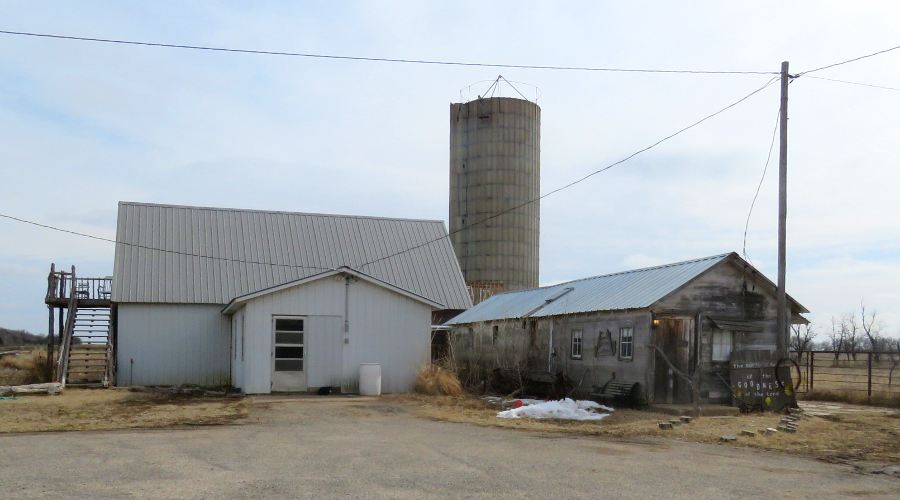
56,266,78,386
104,313,115,387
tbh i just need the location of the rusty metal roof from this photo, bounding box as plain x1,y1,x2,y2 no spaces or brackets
112,201,471,309
446,254,732,324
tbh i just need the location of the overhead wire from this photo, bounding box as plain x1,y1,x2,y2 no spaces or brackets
0,29,778,75
742,107,781,262
0,213,335,271
358,77,780,270
796,43,900,75
799,75,900,92
0,78,779,272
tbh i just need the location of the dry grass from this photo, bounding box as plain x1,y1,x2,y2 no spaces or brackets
0,388,247,433
0,348,51,386
800,388,900,408
391,394,900,464
414,365,463,396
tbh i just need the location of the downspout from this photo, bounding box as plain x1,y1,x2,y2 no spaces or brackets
547,318,554,372
344,275,351,343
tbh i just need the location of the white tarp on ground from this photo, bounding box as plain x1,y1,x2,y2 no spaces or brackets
496,398,613,421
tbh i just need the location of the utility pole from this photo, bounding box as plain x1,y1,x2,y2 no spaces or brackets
776,61,789,358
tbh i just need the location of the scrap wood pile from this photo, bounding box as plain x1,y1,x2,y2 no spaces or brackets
0,382,63,397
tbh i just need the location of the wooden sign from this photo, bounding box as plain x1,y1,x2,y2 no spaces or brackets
730,356,796,411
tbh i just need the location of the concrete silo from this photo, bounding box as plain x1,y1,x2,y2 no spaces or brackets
449,96,540,300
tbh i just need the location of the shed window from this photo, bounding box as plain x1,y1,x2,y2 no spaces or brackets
571,329,583,359
712,330,733,361
274,317,304,372
619,327,634,360
492,325,499,345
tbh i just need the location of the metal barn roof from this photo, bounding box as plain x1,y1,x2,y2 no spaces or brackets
446,254,731,324
112,202,471,309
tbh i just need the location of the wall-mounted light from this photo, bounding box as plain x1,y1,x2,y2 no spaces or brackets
652,318,661,328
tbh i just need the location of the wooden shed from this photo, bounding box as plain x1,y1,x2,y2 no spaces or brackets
446,253,808,406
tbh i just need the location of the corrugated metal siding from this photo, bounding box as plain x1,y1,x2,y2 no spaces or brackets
447,254,730,324
305,316,344,388
112,202,471,309
117,304,230,386
238,274,431,394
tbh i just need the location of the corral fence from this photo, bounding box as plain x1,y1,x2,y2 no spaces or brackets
791,350,900,400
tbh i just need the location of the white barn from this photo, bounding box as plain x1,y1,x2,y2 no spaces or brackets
111,202,471,393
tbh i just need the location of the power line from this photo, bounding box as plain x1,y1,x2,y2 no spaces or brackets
0,29,777,75
797,43,900,75
801,75,900,92
742,107,780,262
0,213,334,271
1,78,778,273
359,77,779,269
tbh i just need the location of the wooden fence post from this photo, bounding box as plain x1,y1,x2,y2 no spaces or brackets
867,352,873,403
809,351,814,392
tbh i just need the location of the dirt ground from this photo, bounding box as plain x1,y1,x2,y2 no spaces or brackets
0,388,246,433
393,395,900,464
1,396,898,499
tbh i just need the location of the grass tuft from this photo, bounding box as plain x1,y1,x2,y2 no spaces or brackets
0,349,51,385
414,365,463,397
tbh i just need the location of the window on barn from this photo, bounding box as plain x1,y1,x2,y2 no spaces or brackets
619,327,634,360
274,317,304,371
492,325,499,345
712,329,733,361
571,329,583,359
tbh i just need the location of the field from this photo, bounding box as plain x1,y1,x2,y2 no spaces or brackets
795,351,900,407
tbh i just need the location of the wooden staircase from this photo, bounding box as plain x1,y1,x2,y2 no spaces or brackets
47,265,115,388
65,307,112,387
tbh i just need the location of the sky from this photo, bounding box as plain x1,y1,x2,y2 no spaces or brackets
1,1,898,339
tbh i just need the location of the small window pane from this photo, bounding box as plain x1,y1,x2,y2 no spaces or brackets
620,327,634,360
275,359,302,371
571,329,583,359
275,318,304,331
276,332,303,345
275,346,303,359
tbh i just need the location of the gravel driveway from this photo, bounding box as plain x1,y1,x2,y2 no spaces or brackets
1,397,897,499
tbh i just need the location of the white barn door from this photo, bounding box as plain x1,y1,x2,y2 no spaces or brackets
305,316,343,389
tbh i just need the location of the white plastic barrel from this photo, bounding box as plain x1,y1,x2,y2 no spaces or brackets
359,363,382,396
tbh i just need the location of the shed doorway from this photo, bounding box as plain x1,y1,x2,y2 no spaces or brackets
653,317,695,404
272,316,306,392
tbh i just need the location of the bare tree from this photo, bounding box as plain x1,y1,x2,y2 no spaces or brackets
859,302,885,359
827,316,846,360
790,323,817,359
841,312,864,360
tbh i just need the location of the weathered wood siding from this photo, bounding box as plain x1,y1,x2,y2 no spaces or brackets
452,310,652,401
653,259,796,403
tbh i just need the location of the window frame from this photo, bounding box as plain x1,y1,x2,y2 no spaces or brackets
571,329,583,360
618,326,634,361
491,324,499,345
712,329,733,362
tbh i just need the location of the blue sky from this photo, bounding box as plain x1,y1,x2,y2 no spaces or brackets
1,1,898,338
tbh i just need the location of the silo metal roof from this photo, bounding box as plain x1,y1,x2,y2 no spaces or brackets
446,254,731,324
112,201,472,309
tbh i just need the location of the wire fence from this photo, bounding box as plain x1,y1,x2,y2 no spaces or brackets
791,350,900,400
